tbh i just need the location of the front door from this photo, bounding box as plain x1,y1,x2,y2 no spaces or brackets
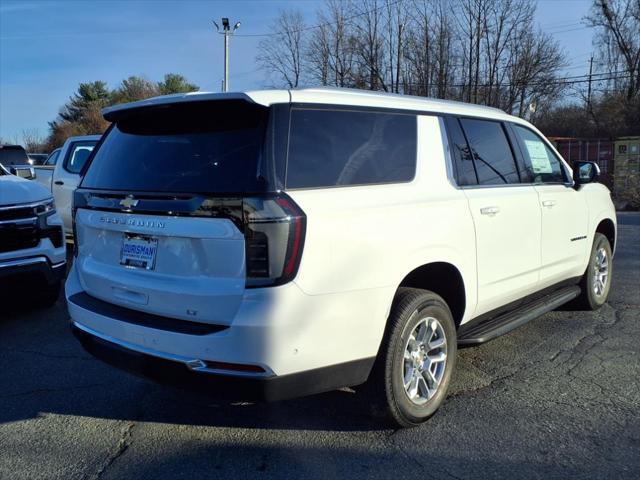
458,118,541,316
510,124,589,286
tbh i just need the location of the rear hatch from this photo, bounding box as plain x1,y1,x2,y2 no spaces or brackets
74,99,304,326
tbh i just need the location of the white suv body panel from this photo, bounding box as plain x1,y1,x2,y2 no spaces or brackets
66,88,616,394
67,265,394,376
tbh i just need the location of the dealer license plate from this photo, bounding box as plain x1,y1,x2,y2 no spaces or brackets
120,235,158,270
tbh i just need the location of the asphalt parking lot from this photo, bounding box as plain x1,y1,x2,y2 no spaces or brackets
1,213,638,480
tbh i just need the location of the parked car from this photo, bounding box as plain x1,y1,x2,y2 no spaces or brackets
27,153,49,165
30,136,100,236
0,163,66,306
0,144,36,179
67,88,616,427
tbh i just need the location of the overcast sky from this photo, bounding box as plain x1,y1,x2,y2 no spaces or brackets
0,0,595,142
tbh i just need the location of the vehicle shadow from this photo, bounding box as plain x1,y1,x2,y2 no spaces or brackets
0,295,386,432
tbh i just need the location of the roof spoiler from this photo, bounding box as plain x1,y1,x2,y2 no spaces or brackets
102,92,261,123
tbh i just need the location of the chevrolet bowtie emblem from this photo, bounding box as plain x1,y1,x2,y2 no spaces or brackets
119,196,139,209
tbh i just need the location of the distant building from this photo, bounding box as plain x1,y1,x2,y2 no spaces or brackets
613,136,640,209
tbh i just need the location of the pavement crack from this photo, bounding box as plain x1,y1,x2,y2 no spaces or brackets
88,421,136,480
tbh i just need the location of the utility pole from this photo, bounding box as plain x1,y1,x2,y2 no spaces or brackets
587,55,594,111
213,18,241,92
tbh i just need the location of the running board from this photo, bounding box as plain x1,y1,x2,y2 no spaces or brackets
457,286,581,347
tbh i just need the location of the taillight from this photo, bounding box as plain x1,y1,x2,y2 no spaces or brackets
243,193,306,288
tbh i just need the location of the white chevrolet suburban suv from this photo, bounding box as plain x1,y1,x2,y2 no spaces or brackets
67,88,616,427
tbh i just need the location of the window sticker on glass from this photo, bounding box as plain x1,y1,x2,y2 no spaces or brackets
524,140,552,174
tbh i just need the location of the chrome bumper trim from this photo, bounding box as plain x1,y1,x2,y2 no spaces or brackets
0,256,48,269
71,321,273,378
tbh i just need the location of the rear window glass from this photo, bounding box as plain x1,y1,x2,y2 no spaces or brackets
460,118,520,185
64,141,97,174
81,101,273,194
45,150,60,166
0,145,28,166
286,109,416,188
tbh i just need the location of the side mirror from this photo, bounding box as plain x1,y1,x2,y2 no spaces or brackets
573,161,599,188
11,165,36,180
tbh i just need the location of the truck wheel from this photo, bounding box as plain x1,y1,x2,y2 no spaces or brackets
575,233,613,310
36,281,61,308
367,288,457,428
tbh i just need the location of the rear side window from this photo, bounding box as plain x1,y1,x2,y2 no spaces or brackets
460,118,520,185
64,141,97,174
286,109,416,188
512,125,566,184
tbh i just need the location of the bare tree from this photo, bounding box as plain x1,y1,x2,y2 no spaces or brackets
257,9,307,88
21,129,47,152
308,0,357,87
352,0,386,90
504,26,565,118
257,0,569,119
586,0,640,99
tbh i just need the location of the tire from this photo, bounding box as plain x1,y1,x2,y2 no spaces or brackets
35,281,61,308
575,233,613,310
366,288,457,428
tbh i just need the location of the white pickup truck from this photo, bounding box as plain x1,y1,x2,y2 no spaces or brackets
0,164,67,306
32,135,101,236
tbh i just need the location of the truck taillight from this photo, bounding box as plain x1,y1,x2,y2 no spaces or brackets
243,194,306,288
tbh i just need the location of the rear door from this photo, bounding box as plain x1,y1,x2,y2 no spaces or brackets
52,140,97,233
454,117,541,315
511,124,589,286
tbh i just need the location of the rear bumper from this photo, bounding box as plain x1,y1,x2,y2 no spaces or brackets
71,321,373,402
0,256,66,285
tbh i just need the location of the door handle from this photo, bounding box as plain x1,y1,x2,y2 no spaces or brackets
542,200,557,208
54,180,64,185
480,206,500,216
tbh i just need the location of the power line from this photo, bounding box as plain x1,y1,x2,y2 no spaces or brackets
402,73,632,89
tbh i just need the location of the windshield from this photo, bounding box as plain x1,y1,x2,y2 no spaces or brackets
81,100,277,194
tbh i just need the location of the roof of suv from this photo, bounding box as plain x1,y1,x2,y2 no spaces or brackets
102,87,516,123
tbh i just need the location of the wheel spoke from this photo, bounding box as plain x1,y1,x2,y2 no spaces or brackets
428,337,446,351
427,351,446,364
415,323,428,344
417,375,430,398
408,374,419,398
404,366,414,388
423,368,439,389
